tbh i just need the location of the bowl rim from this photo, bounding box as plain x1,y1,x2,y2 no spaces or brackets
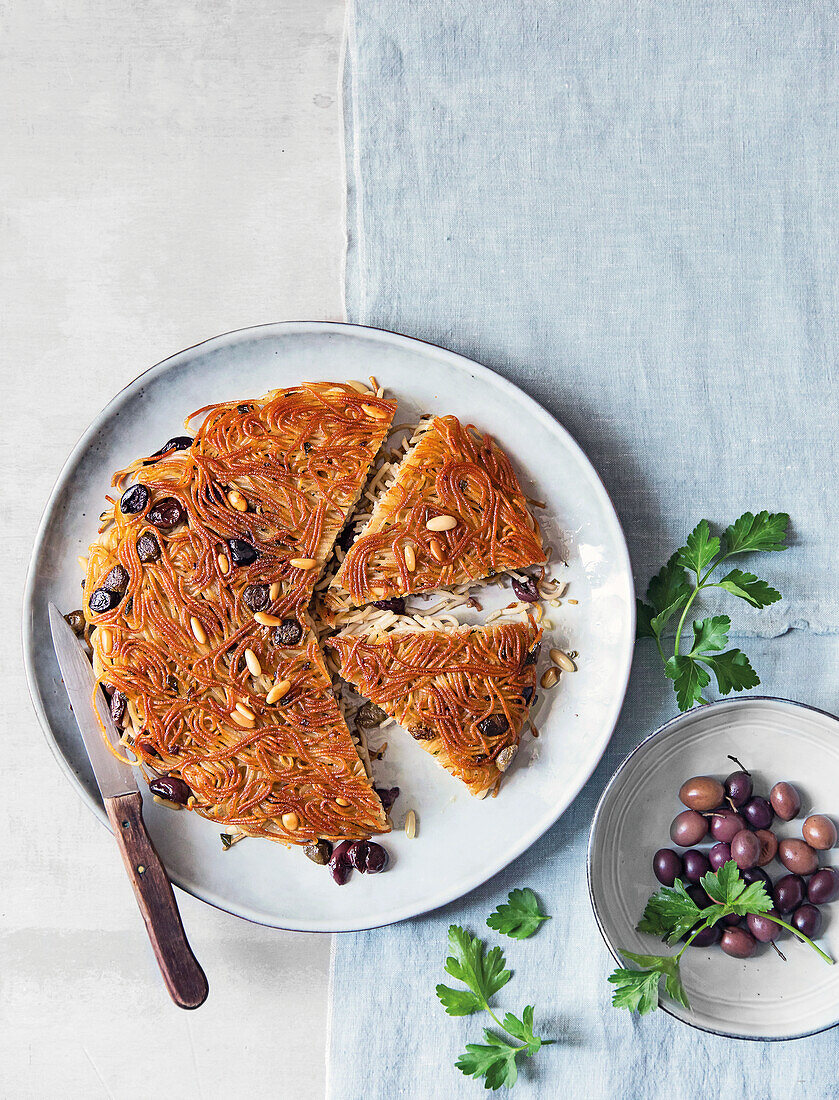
586,694,839,1042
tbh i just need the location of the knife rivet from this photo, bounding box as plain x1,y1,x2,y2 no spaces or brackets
137,865,145,874
121,820,129,828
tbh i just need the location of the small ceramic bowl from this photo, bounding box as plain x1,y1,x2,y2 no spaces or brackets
588,697,839,1040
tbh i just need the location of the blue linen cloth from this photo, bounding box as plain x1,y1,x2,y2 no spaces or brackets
331,2,839,1095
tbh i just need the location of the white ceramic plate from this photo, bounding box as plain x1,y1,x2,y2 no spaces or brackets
588,697,839,1040
23,321,634,931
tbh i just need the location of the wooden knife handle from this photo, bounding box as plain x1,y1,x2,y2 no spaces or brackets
105,792,209,1009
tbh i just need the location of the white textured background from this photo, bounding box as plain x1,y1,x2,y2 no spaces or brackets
4,2,345,1096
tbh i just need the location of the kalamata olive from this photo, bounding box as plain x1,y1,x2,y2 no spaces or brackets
778,838,819,876
653,849,683,886
755,829,778,866
477,714,510,738
683,849,712,884
522,686,534,706
724,770,753,808
808,868,839,905
271,618,303,646
88,586,121,614
792,904,822,938
679,776,725,812
742,796,774,830
109,689,127,724
150,435,193,459
686,883,711,910
136,532,161,563
731,829,761,870
774,874,807,913
328,840,354,885
511,575,540,602
303,840,333,865
720,927,757,958
102,564,129,593
147,496,185,530
709,807,747,843
523,642,541,666
374,786,400,812
64,610,86,636
357,701,387,728
770,781,801,821
747,909,782,943
688,924,721,948
670,809,709,847
722,912,743,926
242,584,270,612
148,775,191,805
120,483,149,514
709,842,732,870
803,815,837,851
743,867,772,889
372,597,406,613
347,840,389,874
337,524,356,552
228,538,259,566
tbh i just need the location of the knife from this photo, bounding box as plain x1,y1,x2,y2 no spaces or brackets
48,603,209,1009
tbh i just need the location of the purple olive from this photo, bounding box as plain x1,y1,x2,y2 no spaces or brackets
686,884,711,910
722,912,743,926
670,809,709,847
374,786,400,813
803,815,838,851
791,904,822,938
511,576,540,603
688,923,721,948
88,587,121,614
731,829,761,871
147,496,185,530
653,848,683,887
742,796,774,830
328,840,354,885
149,774,191,805
679,776,725,812
709,842,732,871
136,533,161,563
683,849,711,884
770,781,801,821
372,597,406,613
709,807,747,843
808,868,839,905
724,770,753,808
743,867,772,889
774,874,807,913
120,483,149,514
747,909,782,943
778,838,819,876
720,927,757,958
755,829,778,867
228,538,259,567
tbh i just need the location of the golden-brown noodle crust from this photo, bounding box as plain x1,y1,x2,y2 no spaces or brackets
327,621,541,797
84,383,394,843
330,415,546,606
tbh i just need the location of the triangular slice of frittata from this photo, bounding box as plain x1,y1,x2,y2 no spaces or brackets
81,382,394,844
329,415,545,606
327,621,541,797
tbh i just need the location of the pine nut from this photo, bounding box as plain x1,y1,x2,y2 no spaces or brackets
235,702,256,720
404,544,416,572
361,403,389,420
540,667,560,689
266,679,291,704
269,581,281,600
289,557,316,570
232,710,255,727
77,556,89,572
335,797,350,807
430,539,445,563
405,809,417,839
190,616,207,644
347,380,370,394
282,812,299,831
496,745,517,772
568,599,579,605
227,489,248,512
244,648,262,677
255,611,282,627
98,627,113,655
550,648,576,672
426,514,457,532
217,552,230,575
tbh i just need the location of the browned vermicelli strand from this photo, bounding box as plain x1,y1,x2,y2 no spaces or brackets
83,383,394,844
333,415,546,604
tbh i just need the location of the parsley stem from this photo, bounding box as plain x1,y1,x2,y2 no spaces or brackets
760,915,834,965
673,559,721,658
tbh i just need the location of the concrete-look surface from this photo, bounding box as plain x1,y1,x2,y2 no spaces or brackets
4,3,345,1097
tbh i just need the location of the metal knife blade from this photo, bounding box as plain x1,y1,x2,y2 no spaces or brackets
48,602,139,800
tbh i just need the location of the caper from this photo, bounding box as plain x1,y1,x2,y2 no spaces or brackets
64,610,85,636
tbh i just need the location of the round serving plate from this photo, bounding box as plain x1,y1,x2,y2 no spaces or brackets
23,321,634,931
588,697,839,1040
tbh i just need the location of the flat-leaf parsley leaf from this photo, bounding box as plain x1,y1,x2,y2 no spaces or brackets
487,888,551,939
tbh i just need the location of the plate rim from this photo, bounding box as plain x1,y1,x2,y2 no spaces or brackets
23,319,635,932
586,694,839,1041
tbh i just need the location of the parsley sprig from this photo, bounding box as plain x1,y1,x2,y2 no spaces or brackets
437,924,554,1090
608,861,833,1014
487,888,551,940
637,511,788,710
